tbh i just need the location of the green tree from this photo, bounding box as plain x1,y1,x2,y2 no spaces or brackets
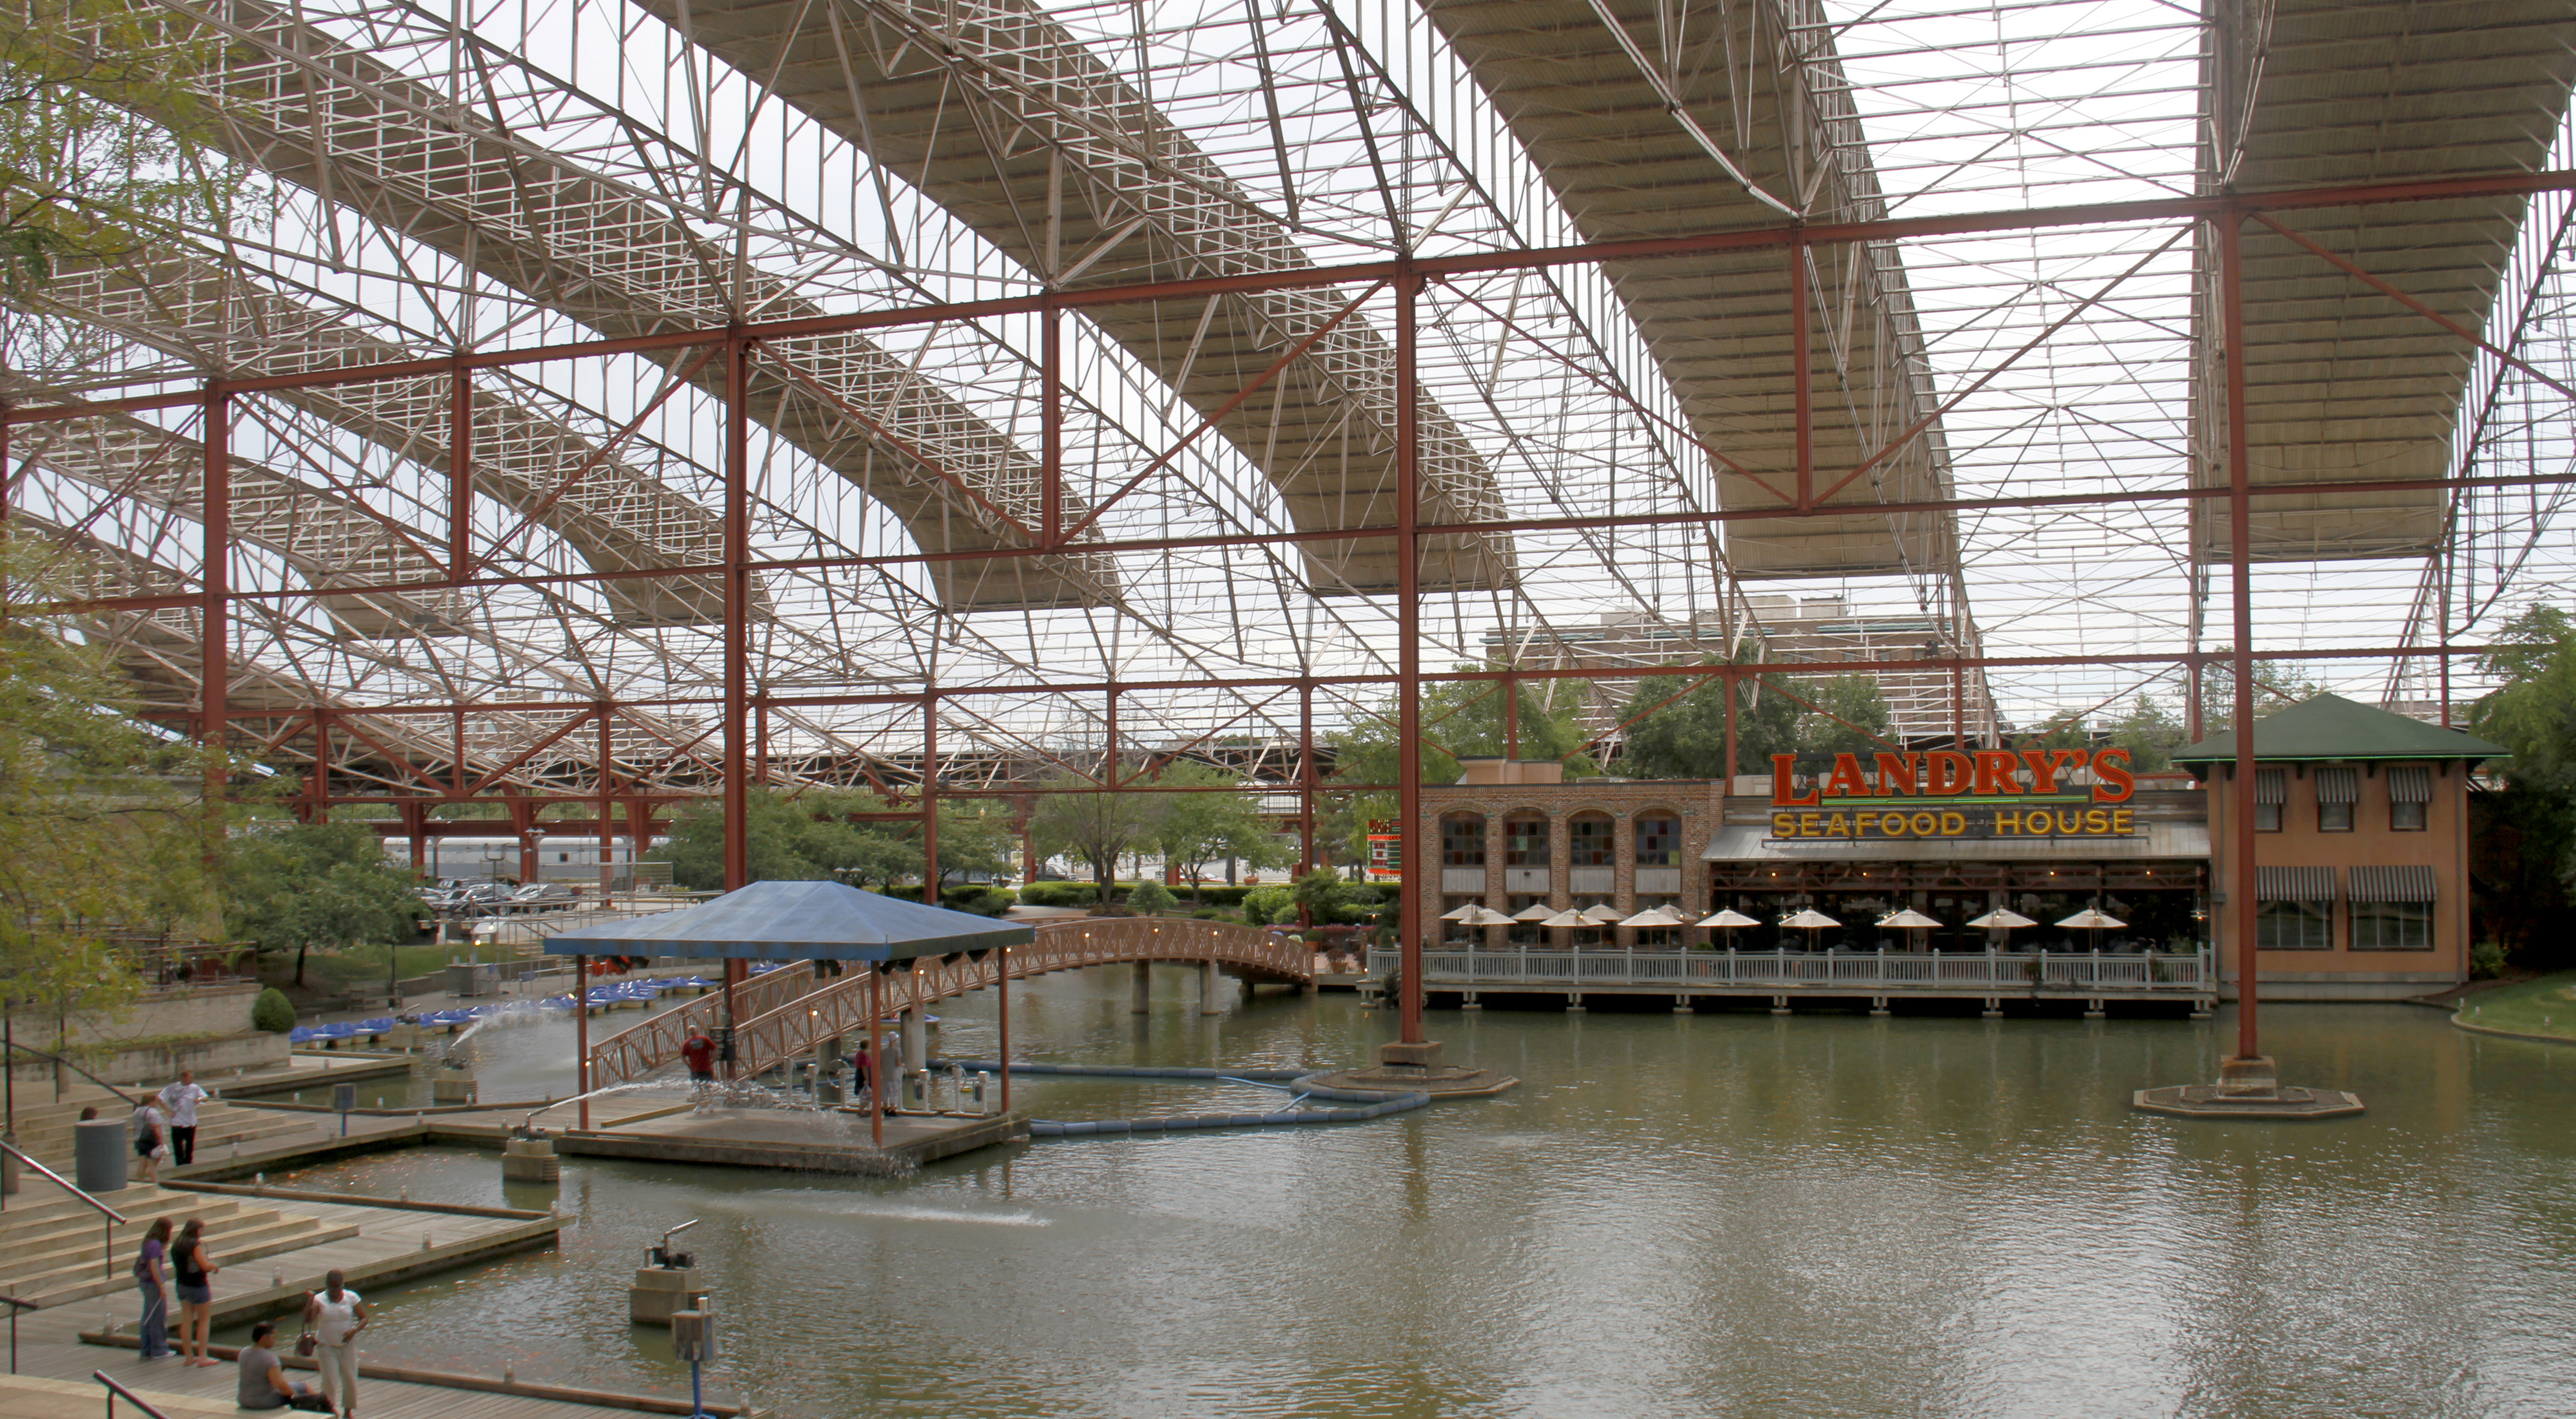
2469,605,2576,936
2101,694,2189,771
1028,771,1169,906
924,799,1010,888
1150,761,1291,901
1330,673,1597,856
652,789,921,892
1126,878,1176,915
223,820,425,987
0,545,215,1039
1617,654,1888,778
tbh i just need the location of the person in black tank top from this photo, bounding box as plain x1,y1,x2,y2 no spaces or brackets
172,1217,221,1366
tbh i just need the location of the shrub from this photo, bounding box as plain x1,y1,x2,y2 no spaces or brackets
1018,882,1102,908
948,887,1015,917
1191,908,1225,921
2471,940,2510,979
251,987,296,1034
1127,879,1177,914
1242,885,1295,925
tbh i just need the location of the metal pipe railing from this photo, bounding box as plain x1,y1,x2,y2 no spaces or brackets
93,1368,176,1419
3,1042,140,1106
0,1136,131,1283
3,1293,33,1374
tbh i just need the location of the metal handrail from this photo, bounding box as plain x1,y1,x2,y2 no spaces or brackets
3,1042,139,1105
0,1137,131,1224
93,1369,177,1419
3,1293,30,1376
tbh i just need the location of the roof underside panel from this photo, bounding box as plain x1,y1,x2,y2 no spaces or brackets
631,0,1517,596
1419,0,1961,581
2193,0,2576,564
182,0,1114,611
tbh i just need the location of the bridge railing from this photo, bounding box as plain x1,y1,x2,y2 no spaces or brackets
588,962,817,1087
720,919,1308,1081
1372,948,2212,993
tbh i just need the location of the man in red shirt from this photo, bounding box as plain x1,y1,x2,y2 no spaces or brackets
679,1031,717,1093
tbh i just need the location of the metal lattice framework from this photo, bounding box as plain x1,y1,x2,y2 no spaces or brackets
8,0,2576,1055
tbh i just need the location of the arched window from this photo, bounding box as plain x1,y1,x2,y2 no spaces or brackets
1568,812,1614,867
1442,814,1487,867
1504,815,1551,866
1634,814,1680,867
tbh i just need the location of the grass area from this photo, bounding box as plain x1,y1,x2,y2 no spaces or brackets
2455,971,2576,1041
264,942,482,997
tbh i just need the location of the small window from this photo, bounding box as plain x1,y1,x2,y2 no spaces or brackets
2316,767,2356,832
2256,899,2331,949
2350,900,2433,950
2254,768,2284,832
1441,815,1487,868
2389,766,2431,831
1568,814,1614,868
1634,815,1680,867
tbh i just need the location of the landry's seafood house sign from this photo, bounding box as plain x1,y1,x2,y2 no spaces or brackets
1767,749,2141,842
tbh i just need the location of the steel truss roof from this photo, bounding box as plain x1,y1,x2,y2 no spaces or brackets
3,0,2575,822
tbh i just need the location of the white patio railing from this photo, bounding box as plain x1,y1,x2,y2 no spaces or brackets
1367,947,2212,992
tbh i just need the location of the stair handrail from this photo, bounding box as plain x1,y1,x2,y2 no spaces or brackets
0,1135,130,1224
93,1369,177,1419
3,1042,138,1105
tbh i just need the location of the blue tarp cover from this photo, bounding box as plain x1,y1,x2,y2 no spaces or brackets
540,879,1033,961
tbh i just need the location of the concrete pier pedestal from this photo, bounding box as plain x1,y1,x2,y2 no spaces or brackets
1304,1039,1518,1098
1131,961,1152,1014
628,1266,708,1325
1201,960,1225,1015
2135,1054,2364,1119
501,1132,559,1183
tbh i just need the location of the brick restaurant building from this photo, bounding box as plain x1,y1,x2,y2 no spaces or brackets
1415,695,2497,1003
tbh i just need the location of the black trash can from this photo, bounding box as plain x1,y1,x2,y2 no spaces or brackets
73,1117,129,1192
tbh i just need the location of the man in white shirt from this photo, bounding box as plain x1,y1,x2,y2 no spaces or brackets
301,1269,367,1419
159,1070,208,1166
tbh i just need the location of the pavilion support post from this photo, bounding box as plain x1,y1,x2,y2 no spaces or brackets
995,944,1010,1113
1298,684,1315,927
1722,668,1739,798
1395,271,1426,1048
575,954,590,1130
868,967,884,1149
597,710,615,899
1792,238,1812,510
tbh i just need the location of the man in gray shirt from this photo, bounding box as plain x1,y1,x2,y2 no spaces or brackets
237,1322,318,1410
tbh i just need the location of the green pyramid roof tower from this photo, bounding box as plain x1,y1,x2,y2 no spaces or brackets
2172,692,2507,767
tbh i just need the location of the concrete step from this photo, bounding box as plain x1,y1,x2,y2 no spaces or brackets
0,1198,254,1272
2,1202,360,1309
0,1183,235,1233
11,1105,316,1168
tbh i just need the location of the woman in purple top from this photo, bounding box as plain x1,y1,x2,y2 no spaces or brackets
133,1217,172,1359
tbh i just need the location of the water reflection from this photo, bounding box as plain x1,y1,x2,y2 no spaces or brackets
243,968,2576,1417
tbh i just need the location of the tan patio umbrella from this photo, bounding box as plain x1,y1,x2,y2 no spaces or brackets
1439,902,1484,922
1511,902,1559,923
1579,904,1625,925
1539,909,1587,929
1878,907,1943,953
1780,907,1840,950
1465,907,1519,927
1965,908,2039,930
1697,907,1761,950
1618,905,1687,927
2056,907,2127,952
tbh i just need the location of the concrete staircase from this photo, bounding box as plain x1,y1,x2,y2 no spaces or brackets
0,1183,360,1308
5,1095,317,1173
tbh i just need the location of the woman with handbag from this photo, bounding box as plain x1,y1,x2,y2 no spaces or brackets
132,1218,172,1360
300,1269,367,1419
129,1097,168,1184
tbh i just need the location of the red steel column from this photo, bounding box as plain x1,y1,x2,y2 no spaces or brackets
1722,667,1739,797
202,391,229,856
721,336,751,1069
1041,306,1062,548
597,708,615,898
921,692,940,902
2220,210,2260,1063
1791,238,1812,510
1298,683,1316,879
448,370,472,582
1395,271,1426,1046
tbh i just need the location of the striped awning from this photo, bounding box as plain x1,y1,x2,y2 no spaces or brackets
2255,768,2286,805
2388,766,2433,804
2255,866,2335,902
2349,865,2438,903
2315,767,2359,805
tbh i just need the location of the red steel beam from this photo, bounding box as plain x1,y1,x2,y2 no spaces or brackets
2221,212,2261,1064
11,170,2574,423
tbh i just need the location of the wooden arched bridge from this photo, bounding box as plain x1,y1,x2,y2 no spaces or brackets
587,919,1313,1088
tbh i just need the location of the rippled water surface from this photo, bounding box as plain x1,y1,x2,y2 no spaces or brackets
246,969,2576,1418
